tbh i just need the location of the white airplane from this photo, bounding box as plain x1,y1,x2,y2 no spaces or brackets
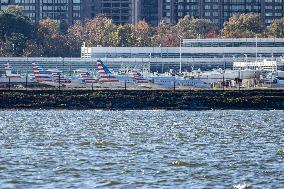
49,69,86,88
74,69,100,88
96,60,136,88
131,71,152,88
4,63,21,79
95,60,210,89
148,75,210,89
0,63,31,84
32,63,84,88
32,63,58,86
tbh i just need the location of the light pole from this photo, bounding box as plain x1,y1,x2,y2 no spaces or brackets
223,55,226,90
255,35,258,62
179,37,182,74
232,55,236,65
26,57,28,90
223,55,226,70
12,43,15,56
244,54,248,63
222,69,225,91
148,53,151,72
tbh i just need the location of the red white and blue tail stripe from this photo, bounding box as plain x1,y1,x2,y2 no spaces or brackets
97,60,119,82
4,63,21,78
51,72,70,83
133,71,148,83
78,70,98,84
32,63,53,82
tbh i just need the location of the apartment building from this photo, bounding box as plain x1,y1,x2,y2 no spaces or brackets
176,0,284,27
87,0,132,24
1,0,284,26
0,0,83,25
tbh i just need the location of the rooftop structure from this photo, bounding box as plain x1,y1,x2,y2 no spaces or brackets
183,38,284,47
81,38,284,72
233,59,278,72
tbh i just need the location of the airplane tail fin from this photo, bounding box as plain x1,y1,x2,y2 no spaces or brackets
32,63,53,82
96,60,118,82
78,70,98,84
132,71,148,83
51,71,69,83
4,63,21,78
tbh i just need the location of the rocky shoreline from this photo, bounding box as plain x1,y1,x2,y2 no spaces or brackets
1,89,284,110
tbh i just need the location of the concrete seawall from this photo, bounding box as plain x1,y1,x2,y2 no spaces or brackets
1,89,284,110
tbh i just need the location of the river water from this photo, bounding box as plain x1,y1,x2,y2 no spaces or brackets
0,110,283,189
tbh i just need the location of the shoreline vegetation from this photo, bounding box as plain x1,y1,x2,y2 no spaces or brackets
1,6,284,58
1,89,284,110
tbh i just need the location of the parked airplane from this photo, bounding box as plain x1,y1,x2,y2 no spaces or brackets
1,63,31,84
96,60,210,89
50,69,85,88
96,60,135,88
32,63,56,86
149,76,210,89
32,64,87,88
4,63,21,79
131,71,152,88
75,69,99,87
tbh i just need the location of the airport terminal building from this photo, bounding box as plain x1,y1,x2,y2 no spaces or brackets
81,38,284,72
1,38,284,74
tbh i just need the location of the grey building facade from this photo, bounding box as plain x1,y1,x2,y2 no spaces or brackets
0,0,134,25
0,0,83,25
176,0,284,27
1,0,284,26
130,0,284,27
88,0,133,24
134,0,284,27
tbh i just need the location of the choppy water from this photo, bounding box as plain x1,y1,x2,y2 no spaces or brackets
0,110,283,189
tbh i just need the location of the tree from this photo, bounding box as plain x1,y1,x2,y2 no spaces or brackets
66,21,84,57
0,5,34,56
152,20,179,47
0,6,34,40
175,16,217,39
117,24,135,47
266,18,284,38
190,18,217,38
85,16,119,46
69,16,119,47
222,13,264,38
36,19,69,57
131,20,152,47
66,16,120,57
0,41,13,57
8,33,27,56
176,16,195,39
37,19,60,37
22,40,44,57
